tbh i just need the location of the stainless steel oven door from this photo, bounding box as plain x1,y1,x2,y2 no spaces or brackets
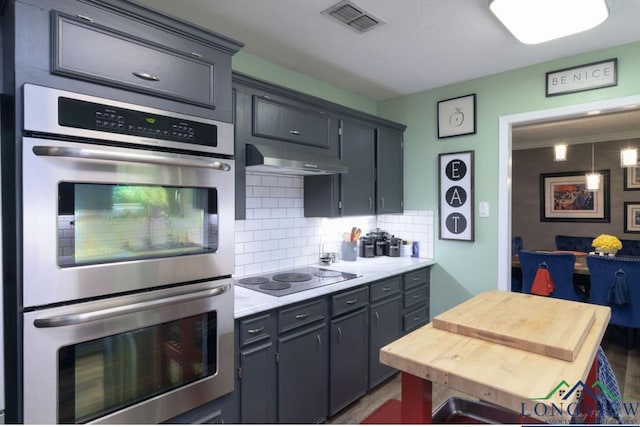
22,137,234,307
22,279,234,424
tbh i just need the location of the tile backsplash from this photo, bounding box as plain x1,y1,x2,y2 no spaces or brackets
234,172,434,277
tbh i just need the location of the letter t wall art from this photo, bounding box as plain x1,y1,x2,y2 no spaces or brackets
439,151,474,241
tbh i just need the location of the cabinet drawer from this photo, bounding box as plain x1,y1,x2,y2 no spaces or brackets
331,286,368,317
369,276,402,302
404,268,429,290
52,11,216,109
403,306,429,333
253,96,331,149
279,299,327,334
239,313,275,348
404,285,428,310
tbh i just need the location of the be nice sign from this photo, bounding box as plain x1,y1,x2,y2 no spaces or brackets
439,151,474,241
546,58,617,96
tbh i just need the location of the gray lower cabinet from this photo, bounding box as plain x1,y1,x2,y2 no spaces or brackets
402,267,431,333
329,287,369,415
234,266,431,423
277,299,329,424
236,313,277,423
368,276,403,388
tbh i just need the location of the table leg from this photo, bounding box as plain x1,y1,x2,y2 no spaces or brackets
583,356,598,423
400,372,433,423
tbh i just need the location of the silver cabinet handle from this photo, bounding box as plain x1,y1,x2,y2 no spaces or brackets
34,284,230,328
337,326,342,343
413,276,421,281
380,197,385,209
76,14,94,22
248,327,265,334
382,287,391,292
369,197,373,210
289,130,301,135
32,145,231,171
132,71,160,81
374,311,380,326
295,312,309,320
346,299,357,305
413,294,421,299
316,334,322,351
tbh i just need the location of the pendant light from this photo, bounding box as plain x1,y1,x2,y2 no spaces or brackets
553,144,567,162
621,139,637,167
585,143,601,191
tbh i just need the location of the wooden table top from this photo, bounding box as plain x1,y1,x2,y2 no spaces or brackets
512,253,589,275
379,290,611,422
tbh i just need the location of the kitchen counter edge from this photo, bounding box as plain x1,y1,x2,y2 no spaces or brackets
234,257,436,319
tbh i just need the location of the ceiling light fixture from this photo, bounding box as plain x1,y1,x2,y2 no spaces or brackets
489,0,609,44
585,143,601,191
554,144,567,162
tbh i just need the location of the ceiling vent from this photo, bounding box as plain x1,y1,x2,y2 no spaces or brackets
322,0,383,34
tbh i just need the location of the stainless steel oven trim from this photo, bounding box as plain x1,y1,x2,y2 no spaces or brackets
23,84,234,156
22,137,235,307
22,279,234,424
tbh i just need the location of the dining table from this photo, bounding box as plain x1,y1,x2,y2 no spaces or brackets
364,290,611,424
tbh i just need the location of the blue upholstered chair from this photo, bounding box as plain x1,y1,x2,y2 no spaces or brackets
511,236,524,292
555,235,594,253
586,255,640,348
518,250,584,302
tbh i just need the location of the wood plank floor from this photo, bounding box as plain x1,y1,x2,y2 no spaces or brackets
327,325,640,424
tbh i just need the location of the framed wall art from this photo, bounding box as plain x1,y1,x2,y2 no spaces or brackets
624,202,640,233
539,170,610,223
437,94,476,139
623,166,640,190
439,150,474,241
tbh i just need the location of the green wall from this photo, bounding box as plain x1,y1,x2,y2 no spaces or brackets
232,41,640,318
378,40,640,317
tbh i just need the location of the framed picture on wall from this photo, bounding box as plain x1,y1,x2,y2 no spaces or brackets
437,94,476,139
624,202,640,233
539,170,610,222
623,166,640,190
439,150,474,241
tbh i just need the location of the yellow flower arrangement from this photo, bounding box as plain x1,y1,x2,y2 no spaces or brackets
592,234,622,251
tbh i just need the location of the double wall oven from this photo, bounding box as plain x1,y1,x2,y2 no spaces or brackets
20,84,235,423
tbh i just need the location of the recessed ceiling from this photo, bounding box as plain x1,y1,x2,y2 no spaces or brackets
138,0,640,101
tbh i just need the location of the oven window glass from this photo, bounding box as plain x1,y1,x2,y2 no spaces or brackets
58,312,218,423
57,183,219,267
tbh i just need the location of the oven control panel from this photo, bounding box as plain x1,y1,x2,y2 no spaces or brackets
58,97,218,147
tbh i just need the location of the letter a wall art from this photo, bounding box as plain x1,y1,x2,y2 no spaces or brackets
439,150,474,241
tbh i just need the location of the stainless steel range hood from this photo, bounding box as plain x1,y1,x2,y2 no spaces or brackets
245,143,348,175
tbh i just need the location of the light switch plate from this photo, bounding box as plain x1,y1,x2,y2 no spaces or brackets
479,201,490,217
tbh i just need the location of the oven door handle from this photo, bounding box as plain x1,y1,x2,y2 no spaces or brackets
33,284,230,328
32,145,232,171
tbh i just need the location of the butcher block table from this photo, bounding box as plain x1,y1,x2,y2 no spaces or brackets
368,290,611,424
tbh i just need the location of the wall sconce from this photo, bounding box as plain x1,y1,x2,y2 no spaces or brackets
585,143,601,191
621,147,637,167
489,0,609,44
553,144,567,161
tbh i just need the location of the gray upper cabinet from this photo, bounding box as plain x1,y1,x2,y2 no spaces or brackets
339,119,376,216
253,95,331,149
12,0,242,122
376,127,404,214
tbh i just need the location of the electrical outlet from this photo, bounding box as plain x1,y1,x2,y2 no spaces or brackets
479,201,490,217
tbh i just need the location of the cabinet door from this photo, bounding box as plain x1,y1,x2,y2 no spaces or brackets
52,12,217,109
239,341,277,423
340,119,375,216
277,323,328,423
329,307,368,415
369,295,402,388
376,126,404,214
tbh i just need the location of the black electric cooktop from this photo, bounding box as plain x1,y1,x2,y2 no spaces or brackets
234,266,360,297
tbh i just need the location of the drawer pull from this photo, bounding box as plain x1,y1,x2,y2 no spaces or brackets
247,327,265,334
289,130,302,135
188,51,203,58
413,276,421,281
132,71,160,81
295,312,309,320
382,287,391,292
346,299,358,305
413,294,421,299
413,316,421,321
76,14,94,23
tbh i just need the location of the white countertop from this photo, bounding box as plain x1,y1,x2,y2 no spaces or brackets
234,257,436,319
